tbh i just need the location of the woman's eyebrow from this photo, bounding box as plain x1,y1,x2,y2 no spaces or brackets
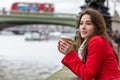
80,20,91,22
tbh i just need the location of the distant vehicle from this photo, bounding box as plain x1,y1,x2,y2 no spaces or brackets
24,32,47,41
0,30,15,35
48,32,61,40
24,32,40,41
11,2,54,13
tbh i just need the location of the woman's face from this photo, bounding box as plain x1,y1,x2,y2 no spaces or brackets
79,14,95,39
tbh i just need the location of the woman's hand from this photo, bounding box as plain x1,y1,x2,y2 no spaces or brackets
57,39,74,55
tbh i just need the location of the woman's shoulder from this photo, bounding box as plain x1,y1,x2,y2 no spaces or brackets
89,35,105,44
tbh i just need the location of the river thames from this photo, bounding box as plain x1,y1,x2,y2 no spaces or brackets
0,35,64,80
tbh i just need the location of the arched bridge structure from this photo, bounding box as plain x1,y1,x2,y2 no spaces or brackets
0,11,78,30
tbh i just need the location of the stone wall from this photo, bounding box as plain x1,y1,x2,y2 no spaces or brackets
112,16,120,32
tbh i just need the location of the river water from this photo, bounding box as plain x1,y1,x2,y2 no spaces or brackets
0,35,64,80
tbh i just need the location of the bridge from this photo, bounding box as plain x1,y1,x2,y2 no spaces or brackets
0,11,78,30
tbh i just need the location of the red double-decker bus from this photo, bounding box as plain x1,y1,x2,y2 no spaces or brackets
11,2,54,13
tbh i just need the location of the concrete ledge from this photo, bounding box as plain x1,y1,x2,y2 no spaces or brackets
45,66,80,80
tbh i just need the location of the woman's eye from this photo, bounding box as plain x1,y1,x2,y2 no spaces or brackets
80,22,83,25
86,22,92,25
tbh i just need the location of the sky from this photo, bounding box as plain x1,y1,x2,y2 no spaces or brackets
0,0,84,14
0,0,120,15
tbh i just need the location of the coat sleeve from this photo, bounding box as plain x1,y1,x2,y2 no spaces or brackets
61,36,105,80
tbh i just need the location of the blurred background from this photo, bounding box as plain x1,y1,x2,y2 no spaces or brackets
0,0,120,80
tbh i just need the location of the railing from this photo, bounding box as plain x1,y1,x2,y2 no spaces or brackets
0,11,78,18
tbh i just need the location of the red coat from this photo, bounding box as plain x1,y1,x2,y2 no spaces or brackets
62,35,120,80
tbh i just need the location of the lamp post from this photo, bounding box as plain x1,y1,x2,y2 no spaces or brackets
80,0,112,37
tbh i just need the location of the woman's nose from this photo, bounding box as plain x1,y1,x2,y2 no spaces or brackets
81,24,86,29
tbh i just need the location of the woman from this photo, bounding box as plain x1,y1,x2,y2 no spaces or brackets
57,8,120,80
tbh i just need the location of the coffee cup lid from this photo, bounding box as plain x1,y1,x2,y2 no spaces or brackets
60,35,74,40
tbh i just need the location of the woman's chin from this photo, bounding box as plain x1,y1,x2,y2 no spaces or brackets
81,35,88,39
